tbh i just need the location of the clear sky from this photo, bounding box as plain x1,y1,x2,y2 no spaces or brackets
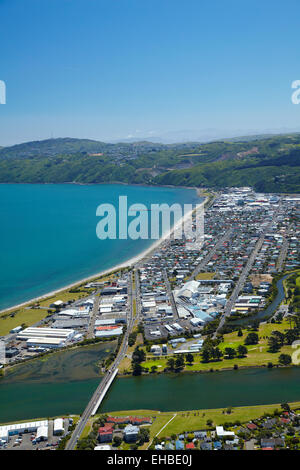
0,0,300,145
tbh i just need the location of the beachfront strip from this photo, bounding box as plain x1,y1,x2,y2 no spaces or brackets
0,187,299,451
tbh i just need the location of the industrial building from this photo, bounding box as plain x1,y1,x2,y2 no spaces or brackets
52,318,88,329
17,327,75,341
53,418,64,435
95,326,123,338
0,420,48,442
10,326,23,334
36,425,48,442
26,337,66,349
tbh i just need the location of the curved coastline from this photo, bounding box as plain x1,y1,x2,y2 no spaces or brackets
0,190,206,314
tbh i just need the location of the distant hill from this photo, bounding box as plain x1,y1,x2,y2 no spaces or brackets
0,137,112,158
0,133,299,193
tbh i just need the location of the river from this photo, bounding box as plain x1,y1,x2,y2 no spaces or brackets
230,272,291,326
1,362,300,422
1,269,300,423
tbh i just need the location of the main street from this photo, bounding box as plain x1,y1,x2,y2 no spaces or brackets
65,272,136,450
86,291,101,339
190,228,233,280
163,268,179,320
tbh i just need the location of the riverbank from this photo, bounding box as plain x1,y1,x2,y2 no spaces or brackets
0,192,206,315
104,401,300,439
120,318,295,377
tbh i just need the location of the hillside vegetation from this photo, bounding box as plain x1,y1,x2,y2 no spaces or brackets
0,134,299,192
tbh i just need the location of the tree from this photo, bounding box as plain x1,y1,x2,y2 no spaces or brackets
284,329,299,345
138,427,150,445
150,365,158,373
211,347,223,361
167,357,175,371
186,353,194,365
281,402,291,412
271,330,285,346
237,345,247,357
224,347,236,359
206,419,213,427
175,355,184,371
132,363,142,376
278,354,292,366
132,346,146,364
244,332,259,345
201,347,211,363
237,329,243,337
113,436,122,447
268,336,280,353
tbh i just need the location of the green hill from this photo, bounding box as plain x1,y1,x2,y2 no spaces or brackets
0,134,299,192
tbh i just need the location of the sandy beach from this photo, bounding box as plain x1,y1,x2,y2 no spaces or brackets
0,195,207,315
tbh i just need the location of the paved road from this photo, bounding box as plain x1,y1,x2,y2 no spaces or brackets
86,292,100,339
163,269,179,320
277,224,292,272
65,273,136,450
190,228,233,280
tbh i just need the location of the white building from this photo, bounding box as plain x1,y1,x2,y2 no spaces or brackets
18,327,75,341
0,420,48,442
36,425,48,441
216,426,235,437
150,345,161,355
53,418,64,435
26,337,65,349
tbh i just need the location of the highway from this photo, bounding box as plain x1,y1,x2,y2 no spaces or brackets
65,272,136,450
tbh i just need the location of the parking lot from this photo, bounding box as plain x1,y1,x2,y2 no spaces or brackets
1,418,70,451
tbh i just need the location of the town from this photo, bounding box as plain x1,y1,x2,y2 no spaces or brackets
0,187,299,451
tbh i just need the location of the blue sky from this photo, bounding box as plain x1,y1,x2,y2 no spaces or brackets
0,0,300,145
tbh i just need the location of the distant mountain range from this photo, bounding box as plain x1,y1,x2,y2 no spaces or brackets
110,127,300,144
0,133,299,193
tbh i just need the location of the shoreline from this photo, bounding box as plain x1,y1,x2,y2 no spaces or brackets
0,192,207,315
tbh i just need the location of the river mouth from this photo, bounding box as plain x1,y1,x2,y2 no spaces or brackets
0,342,116,423
1,348,300,422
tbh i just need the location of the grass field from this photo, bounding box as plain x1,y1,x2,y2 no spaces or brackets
0,308,49,336
195,272,216,280
140,320,294,373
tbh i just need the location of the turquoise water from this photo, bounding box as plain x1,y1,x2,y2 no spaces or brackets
0,184,199,310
